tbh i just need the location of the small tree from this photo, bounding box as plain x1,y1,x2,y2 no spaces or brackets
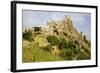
83,35,88,43
23,29,33,41
34,27,42,34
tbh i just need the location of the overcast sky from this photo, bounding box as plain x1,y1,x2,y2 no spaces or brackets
22,10,91,40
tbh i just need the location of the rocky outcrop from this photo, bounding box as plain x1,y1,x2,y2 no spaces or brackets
43,15,91,54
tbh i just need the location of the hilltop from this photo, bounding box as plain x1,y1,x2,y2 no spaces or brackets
22,16,91,62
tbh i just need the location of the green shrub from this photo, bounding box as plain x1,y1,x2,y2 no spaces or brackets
59,38,68,49
76,51,90,60
67,41,76,49
47,35,60,45
59,38,76,50
42,44,51,52
73,47,81,55
60,48,73,60
23,29,33,41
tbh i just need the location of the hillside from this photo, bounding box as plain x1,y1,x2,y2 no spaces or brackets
22,16,91,63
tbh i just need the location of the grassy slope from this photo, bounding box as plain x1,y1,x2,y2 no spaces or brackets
22,34,90,63
22,40,64,63
22,40,90,63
